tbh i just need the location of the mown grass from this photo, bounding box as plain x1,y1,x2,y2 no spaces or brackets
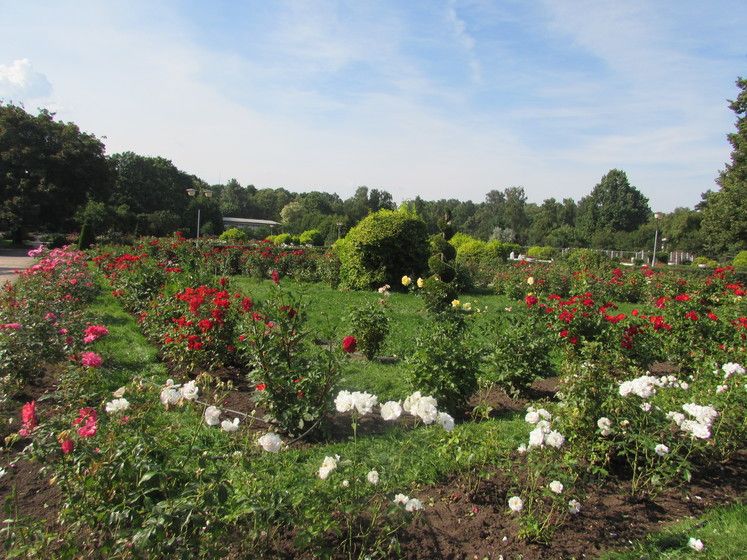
85,273,528,509
231,277,530,400
599,502,747,560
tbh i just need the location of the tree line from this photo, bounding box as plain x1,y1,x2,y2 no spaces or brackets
1,77,745,256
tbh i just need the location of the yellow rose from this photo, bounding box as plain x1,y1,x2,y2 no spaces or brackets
463,302,472,311
527,276,535,285
416,277,424,288
401,275,412,287
451,299,461,308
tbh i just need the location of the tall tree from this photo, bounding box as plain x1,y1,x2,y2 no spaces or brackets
700,77,747,255
0,104,112,242
576,169,651,236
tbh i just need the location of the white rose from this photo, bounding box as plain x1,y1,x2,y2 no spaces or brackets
258,432,283,453
380,401,402,421
204,406,221,426
221,418,240,432
180,380,199,401
508,496,523,512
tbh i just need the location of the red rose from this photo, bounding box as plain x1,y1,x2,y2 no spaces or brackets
342,336,357,353
60,438,74,454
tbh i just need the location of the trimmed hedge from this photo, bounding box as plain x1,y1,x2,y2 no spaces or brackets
335,208,429,290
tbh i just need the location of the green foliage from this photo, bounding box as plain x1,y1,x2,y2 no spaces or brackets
348,300,390,360
448,232,478,250
406,315,479,415
733,250,747,269
336,208,429,290
238,285,341,435
563,248,614,271
419,275,458,313
700,77,747,256
576,169,651,235
692,256,717,268
219,227,248,242
269,232,295,245
0,104,112,242
526,245,556,260
77,221,95,250
482,310,555,397
299,228,324,246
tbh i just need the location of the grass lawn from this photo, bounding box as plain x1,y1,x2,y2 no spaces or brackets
231,277,519,400
599,502,747,559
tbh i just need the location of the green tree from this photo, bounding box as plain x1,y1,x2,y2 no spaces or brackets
0,104,112,242
576,169,651,237
701,77,747,256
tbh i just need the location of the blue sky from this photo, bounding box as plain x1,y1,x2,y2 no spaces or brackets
1,1,746,210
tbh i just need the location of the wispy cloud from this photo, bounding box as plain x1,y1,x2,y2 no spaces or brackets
446,0,481,83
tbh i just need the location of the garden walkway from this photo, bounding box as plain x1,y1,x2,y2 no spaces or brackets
0,248,32,284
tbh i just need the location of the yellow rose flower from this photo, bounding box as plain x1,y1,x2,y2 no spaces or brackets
416,277,424,288
463,302,472,311
527,276,535,285
401,275,412,287
451,299,461,308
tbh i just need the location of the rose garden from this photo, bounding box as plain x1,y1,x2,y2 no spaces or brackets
1,211,745,559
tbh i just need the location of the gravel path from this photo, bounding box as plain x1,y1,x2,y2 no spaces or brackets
0,248,33,285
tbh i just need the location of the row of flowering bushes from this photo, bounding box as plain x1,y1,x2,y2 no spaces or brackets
92,242,349,436
493,256,745,305
0,246,101,399
519,279,745,372
93,235,341,292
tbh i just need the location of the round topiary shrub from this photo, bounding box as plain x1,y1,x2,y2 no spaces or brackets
733,250,747,270
219,227,248,242
336,208,429,290
299,229,324,246
526,245,556,260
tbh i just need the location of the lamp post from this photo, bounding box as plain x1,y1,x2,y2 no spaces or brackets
186,188,213,239
651,212,663,267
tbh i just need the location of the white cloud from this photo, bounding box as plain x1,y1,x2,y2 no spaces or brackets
0,58,52,101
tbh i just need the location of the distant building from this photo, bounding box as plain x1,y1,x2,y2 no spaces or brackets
222,217,280,230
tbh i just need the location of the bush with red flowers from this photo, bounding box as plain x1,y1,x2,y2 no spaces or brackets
237,284,341,436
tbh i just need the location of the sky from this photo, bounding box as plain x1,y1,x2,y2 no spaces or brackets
1,1,746,211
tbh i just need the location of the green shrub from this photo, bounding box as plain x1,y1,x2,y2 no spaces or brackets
526,246,556,260
336,208,429,290
732,250,747,269
78,222,95,250
419,276,458,313
448,232,479,250
271,233,294,246
348,300,389,360
406,315,479,416
692,256,718,268
482,310,555,397
564,248,613,271
218,227,248,242
238,285,341,435
299,229,324,246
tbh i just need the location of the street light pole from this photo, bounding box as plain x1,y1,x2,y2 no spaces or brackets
651,212,663,267
186,188,212,239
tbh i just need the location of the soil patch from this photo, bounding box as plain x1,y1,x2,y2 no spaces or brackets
398,451,747,560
